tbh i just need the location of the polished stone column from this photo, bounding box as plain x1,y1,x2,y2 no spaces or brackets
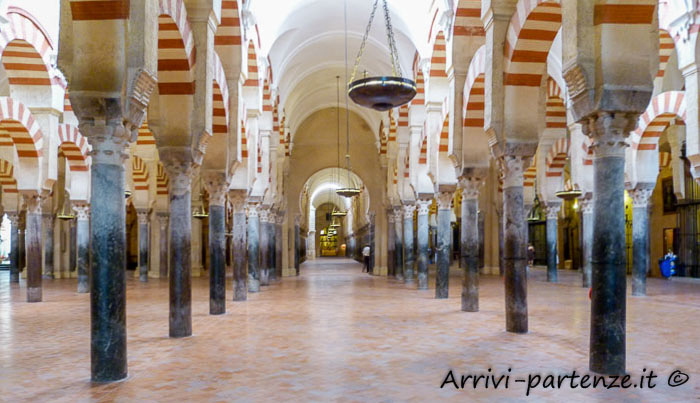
74,204,90,293
369,212,376,273
460,177,482,312
86,132,130,381
69,217,77,274
436,191,453,299
416,199,431,290
387,210,395,277
204,175,228,314
247,203,261,292
629,187,653,296
501,155,530,333
42,211,54,279
157,213,169,278
544,202,561,283
275,212,284,280
258,208,271,286
230,191,247,300
393,207,403,281
587,112,631,375
136,209,150,282
23,193,43,302
402,204,416,284
7,212,19,283
163,157,193,338
497,205,505,276
294,216,300,276
580,198,593,287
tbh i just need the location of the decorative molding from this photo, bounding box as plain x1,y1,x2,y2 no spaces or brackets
459,177,483,200
125,68,157,139
628,188,654,208
583,112,636,159
498,155,531,188
247,202,259,218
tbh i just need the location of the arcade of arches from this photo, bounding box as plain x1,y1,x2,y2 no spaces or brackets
1,0,700,400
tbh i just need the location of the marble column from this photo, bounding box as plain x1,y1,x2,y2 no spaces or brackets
74,204,90,293
7,212,19,283
497,206,505,276
157,213,169,278
580,198,593,288
369,212,376,273
42,211,54,279
500,155,530,333
587,112,631,375
258,208,271,286
69,217,77,274
136,209,150,282
294,216,300,276
393,207,403,281
460,177,482,312
87,132,130,381
436,191,454,299
629,187,653,297
204,175,228,314
275,212,284,280
387,210,395,277
416,199,431,290
230,191,247,300
402,204,416,284
163,157,193,338
247,203,261,292
23,193,43,302
545,202,561,283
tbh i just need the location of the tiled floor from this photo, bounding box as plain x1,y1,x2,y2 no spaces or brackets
1,259,699,402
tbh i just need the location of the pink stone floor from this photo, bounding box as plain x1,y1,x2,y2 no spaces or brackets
1,259,699,402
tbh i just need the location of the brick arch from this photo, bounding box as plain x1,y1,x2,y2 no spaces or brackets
658,29,675,79
439,112,449,157
157,0,196,95
212,53,229,137
137,118,156,146
388,110,397,144
523,161,537,193
0,158,17,194
157,162,169,195
378,121,387,156
244,40,260,87
629,91,686,152
545,137,569,178
0,12,54,87
132,155,149,191
453,1,485,37
546,78,566,129
215,1,242,49
0,97,43,158
504,1,561,87
57,124,90,172
419,135,427,164
429,31,447,79
240,119,248,160
462,45,486,129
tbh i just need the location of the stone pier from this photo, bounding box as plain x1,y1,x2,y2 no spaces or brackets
275,213,284,280
580,198,593,288
157,213,169,278
629,186,653,296
416,199,431,290
74,204,90,293
42,211,54,279
259,208,271,286
402,204,416,284
204,174,228,314
230,191,247,300
436,191,453,299
545,202,561,283
460,177,482,312
137,209,150,282
24,193,43,303
387,209,395,277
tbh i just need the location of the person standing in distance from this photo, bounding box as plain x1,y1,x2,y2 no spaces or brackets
362,245,371,273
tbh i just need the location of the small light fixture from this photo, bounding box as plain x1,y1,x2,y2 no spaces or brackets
192,204,208,219
555,179,582,201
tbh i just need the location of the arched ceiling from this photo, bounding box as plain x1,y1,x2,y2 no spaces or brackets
305,166,364,209
250,0,428,134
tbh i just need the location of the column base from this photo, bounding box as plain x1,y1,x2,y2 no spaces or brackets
210,299,225,315
260,269,269,286
78,276,89,293
42,274,54,280
27,287,42,302
248,278,260,293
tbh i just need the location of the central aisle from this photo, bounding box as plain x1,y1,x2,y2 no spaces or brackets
1,259,699,401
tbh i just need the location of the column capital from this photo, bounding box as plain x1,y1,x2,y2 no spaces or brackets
275,211,285,225
579,198,594,214
544,202,562,220
628,187,654,208
202,171,230,207
403,204,416,219
247,202,259,218
136,209,150,225
392,206,403,222
258,207,271,223
156,212,169,227
416,199,432,216
86,127,131,166
436,191,453,210
387,209,395,223
160,148,195,196
294,215,301,226
583,112,637,159
21,192,43,215
73,204,90,221
459,176,484,200
228,190,248,213
498,155,531,188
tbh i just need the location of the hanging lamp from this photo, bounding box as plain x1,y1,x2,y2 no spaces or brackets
555,179,582,201
347,0,416,111
192,177,209,219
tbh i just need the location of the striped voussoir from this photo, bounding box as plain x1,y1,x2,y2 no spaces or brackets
629,91,686,152
454,1,485,37
132,155,149,191
546,77,566,129
463,45,486,129
398,105,409,127
659,152,671,171
157,0,196,95
504,1,561,87
215,1,241,46
156,162,169,195
256,138,262,173
419,134,427,164
0,159,17,193
388,110,397,143
658,29,675,78
379,122,387,155
137,119,156,146
545,137,569,178
593,4,655,26
244,41,259,87
240,120,248,159
581,137,593,166
393,166,398,185
69,0,129,20
0,97,43,158
430,31,447,78
213,53,230,137
523,159,537,189
263,78,272,112
439,112,449,154
57,124,90,171
0,13,54,87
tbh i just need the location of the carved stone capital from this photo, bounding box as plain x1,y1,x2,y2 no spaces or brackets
583,112,637,159
403,204,416,219
459,177,483,200
259,208,271,223
136,209,150,225
392,206,403,222
87,131,130,166
157,212,169,229
276,211,285,225
247,202,259,218
202,171,230,207
22,192,43,215
229,190,248,213
498,155,531,189
161,150,195,197
387,210,395,224
6,211,19,225
579,198,593,215
436,191,453,210
544,202,562,220
416,199,432,216
73,204,90,221
124,69,157,139
628,187,654,208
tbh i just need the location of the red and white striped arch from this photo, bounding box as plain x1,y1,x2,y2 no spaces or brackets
439,113,449,156
658,29,675,79
504,1,561,87
137,119,156,146
244,40,260,87
546,78,566,129
57,124,90,172
0,159,17,194
581,136,593,166
131,155,149,191
398,105,409,128
388,110,397,144
262,78,272,112
403,150,410,178
157,162,169,195
215,1,242,48
212,53,230,137
379,121,387,156
462,45,486,129
429,31,447,79
545,137,569,177
0,97,43,158
240,120,248,159
0,12,54,87
629,91,686,152
157,0,196,95
523,161,537,190
453,1,485,37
